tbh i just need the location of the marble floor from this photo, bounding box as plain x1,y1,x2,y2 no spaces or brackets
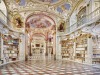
0,59,100,75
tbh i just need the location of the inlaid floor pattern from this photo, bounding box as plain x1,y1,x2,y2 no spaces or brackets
0,60,100,75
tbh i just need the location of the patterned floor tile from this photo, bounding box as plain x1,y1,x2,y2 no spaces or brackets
0,59,100,75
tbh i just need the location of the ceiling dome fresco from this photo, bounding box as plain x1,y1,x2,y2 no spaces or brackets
26,13,55,28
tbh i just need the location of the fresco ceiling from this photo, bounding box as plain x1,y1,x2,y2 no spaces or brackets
4,0,80,19
3,0,81,38
26,13,55,28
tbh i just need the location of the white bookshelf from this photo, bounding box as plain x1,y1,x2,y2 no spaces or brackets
75,37,87,63
92,48,100,64
61,40,74,60
3,35,19,62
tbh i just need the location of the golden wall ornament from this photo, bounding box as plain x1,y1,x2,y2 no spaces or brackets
12,13,23,28
16,0,20,4
1,34,4,39
87,34,92,38
58,21,65,32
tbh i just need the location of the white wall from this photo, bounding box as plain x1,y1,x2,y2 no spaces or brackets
0,0,7,23
0,0,7,15
70,11,77,26
70,0,86,26
56,36,62,59
19,34,25,60
92,0,100,11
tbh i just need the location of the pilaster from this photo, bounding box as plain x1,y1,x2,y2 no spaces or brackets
56,36,62,59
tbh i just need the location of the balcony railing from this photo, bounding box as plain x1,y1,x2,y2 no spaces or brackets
66,7,100,34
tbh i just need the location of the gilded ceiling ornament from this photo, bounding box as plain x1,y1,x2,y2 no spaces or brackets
87,34,92,38
58,21,65,32
26,13,55,28
61,5,66,11
16,0,20,3
1,34,4,39
12,13,23,28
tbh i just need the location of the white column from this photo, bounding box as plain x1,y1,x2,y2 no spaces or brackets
1,36,6,64
48,47,51,59
53,34,56,55
85,37,93,64
56,36,62,59
73,42,76,60
19,34,25,61
44,41,46,55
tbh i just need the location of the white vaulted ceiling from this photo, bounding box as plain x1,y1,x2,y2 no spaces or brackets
3,0,82,40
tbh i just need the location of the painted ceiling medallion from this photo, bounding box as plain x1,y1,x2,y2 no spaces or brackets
26,13,55,28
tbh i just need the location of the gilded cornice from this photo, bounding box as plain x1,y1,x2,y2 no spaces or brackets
4,0,81,21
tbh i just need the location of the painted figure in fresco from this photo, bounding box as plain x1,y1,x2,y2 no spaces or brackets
15,17,23,28
58,22,65,32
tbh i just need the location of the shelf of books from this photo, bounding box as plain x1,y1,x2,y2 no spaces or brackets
92,37,100,64
75,43,87,63
74,34,87,63
31,43,44,54
29,41,46,60
61,40,74,60
3,35,19,62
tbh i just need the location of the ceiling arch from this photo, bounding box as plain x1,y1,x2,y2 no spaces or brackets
25,13,56,28
3,0,82,33
32,33,46,38
29,33,47,41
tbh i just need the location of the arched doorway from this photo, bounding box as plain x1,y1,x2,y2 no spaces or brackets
30,33,46,60
25,13,56,60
